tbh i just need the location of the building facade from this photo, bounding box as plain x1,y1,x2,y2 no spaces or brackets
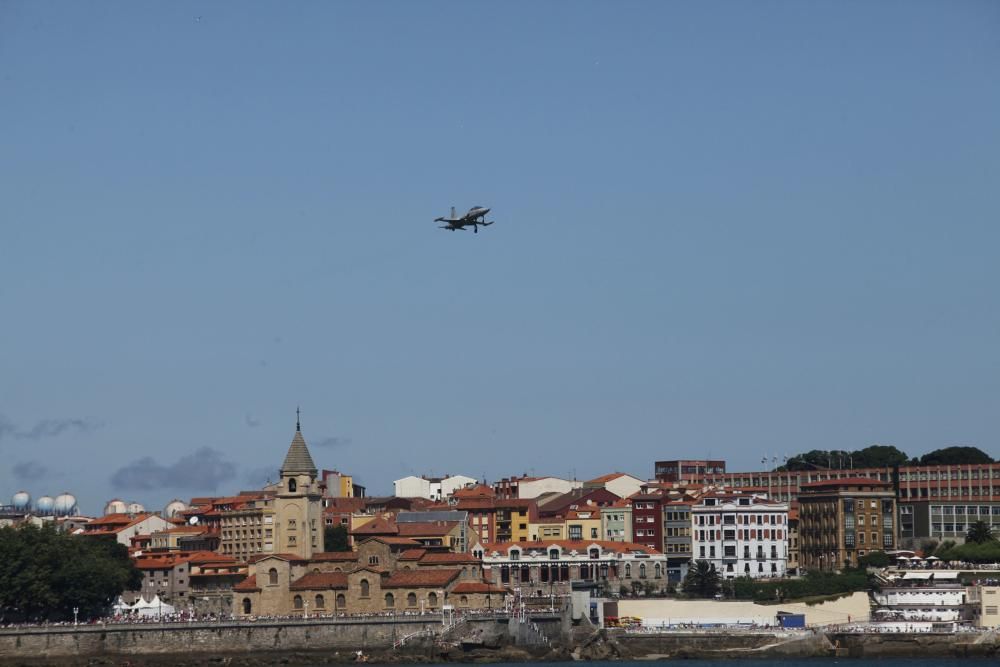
690,493,788,579
798,478,897,571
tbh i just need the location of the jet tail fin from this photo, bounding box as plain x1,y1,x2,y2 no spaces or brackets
451,206,456,219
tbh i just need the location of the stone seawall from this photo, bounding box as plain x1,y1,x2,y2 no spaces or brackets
0,616,566,664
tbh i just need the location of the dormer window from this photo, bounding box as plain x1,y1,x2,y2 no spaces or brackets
510,549,520,561
704,498,716,506
549,549,559,560
589,548,600,560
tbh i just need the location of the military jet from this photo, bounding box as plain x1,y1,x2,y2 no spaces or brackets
435,206,494,233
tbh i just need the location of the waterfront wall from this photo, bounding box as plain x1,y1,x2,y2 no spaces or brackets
0,615,566,661
618,591,871,626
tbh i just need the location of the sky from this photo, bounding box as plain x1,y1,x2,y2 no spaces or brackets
1,1,999,515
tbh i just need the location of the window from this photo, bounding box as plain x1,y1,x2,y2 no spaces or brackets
385,593,395,608
293,595,303,610
407,592,417,607
510,549,520,561
624,563,631,578
639,563,647,579
337,593,346,608
242,598,252,614
288,479,297,493
268,568,278,586
428,592,438,607
360,579,370,598
549,549,560,560
315,594,325,609
369,556,380,565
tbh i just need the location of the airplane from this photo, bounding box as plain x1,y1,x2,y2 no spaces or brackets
435,206,494,233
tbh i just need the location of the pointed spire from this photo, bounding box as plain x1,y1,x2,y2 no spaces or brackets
281,408,317,476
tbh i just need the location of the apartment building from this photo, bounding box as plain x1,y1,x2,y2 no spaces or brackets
690,492,788,579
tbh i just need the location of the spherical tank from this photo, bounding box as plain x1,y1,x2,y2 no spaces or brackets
105,499,128,515
54,492,77,516
127,502,145,515
36,495,55,514
163,499,188,518
12,491,31,510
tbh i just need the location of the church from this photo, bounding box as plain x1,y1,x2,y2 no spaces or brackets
232,421,507,617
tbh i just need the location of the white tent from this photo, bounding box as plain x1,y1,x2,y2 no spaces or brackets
131,595,176,618
111,596,131,615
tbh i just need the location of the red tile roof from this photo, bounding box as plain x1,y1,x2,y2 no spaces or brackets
290,572,348,590
233,575,260,592
351,516,398,535
398,549,427,561
383,569,462,588
397,522,458,537
418,552,480,564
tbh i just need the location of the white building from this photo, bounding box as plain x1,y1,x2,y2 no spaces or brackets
518,476,583,499
690,492,788,579
873,571,968,625
585,473,645,500
394,474,477,501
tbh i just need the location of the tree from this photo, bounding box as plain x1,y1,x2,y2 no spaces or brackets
918,446,993,466
851,445,909,469
324,525,350,552
0,525,140,622
858,551,891,569
967,521,995,545
681,560,721,598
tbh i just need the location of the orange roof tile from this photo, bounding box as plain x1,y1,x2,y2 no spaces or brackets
290,572,348,590
383,569,462,588
418,552,480,564
398,549,427,561
233,575,260,592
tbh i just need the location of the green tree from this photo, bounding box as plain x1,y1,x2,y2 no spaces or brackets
858,551,891,569
681,560,721,598
918,446,993,466
324,525,350,552
966,520,995,545
0,525,140,622
851,445,910,469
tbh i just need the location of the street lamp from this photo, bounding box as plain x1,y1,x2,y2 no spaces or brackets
303,600,309,620
73,607,79,626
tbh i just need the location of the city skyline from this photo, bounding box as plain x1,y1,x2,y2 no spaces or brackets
3,2,999,514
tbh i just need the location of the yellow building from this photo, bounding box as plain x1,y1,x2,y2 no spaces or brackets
530,518,564,541
564,509,602,542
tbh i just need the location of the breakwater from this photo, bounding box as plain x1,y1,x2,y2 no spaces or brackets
0,614,564,665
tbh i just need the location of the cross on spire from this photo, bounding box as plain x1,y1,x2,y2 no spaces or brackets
296,406,301,432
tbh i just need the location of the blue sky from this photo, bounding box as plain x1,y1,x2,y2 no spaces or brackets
1,1,998,515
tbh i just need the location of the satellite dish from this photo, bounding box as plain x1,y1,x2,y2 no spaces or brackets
189,516,199,525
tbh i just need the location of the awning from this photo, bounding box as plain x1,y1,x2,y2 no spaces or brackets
931,572,960,580
903,572,932,579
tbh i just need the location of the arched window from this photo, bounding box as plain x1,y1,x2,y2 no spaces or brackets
242,598,252,614
336,593,346,609
293,595,303,609
288,478,297,493
360,579,370,597
624,563,631,578
315,594,325,609
549,548,560,560
385,593,395,608
460,595,469,606
268,568,278,585
655,563,662,579
580,564,590,579
407,592,417,607
428,592,438,607
639,563,647,579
